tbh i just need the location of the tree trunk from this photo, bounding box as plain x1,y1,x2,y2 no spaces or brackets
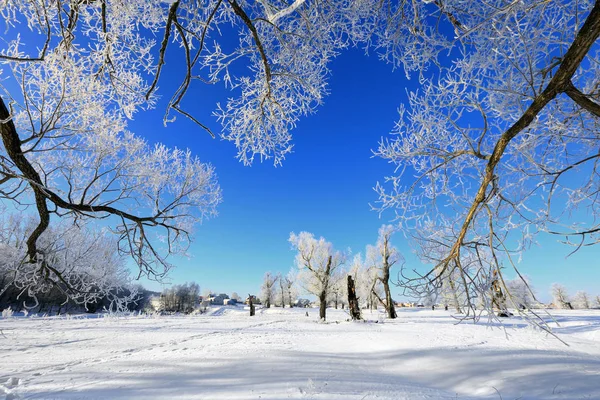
448,274,463,314
347,275,361,321
249,294,255,316
381,271,397,319
319,291,327,321
380,239,398,319
318,255,333,321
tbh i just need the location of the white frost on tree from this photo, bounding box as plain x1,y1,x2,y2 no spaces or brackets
574,291,591,309
505,277,538,310
551,284,573,310
283,269,298,308
349,253,381,311
374,1,600,326
261,272,278,308
0,213,136,310
365,225,403,318
289,231,345,321
328,267,347,310
1,3,224,293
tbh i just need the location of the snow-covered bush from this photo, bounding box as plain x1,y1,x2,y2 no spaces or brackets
1,308,14,319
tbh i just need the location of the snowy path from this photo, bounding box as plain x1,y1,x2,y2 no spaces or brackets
1,308,600,399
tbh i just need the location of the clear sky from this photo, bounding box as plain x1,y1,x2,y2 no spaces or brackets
127,46,598,303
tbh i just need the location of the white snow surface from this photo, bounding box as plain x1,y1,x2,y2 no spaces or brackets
1,307,600,399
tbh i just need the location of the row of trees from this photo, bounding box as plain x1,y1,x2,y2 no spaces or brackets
2,1,599,322
551,284,600,310
278,226,402,321
272,225,600,321
159,282,201,313
260,272,297,309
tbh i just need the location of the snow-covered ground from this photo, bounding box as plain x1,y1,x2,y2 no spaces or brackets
1,307,600,400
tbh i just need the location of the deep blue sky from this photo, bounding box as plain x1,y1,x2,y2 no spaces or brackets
128,46,597,302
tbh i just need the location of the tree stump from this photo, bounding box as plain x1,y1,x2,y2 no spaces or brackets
347,275,362,321
249,294,255,317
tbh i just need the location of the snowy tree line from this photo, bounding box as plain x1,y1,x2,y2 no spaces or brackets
272,226,403,321
551,284,600,310
1,0,599,325
278,226,600,321
158,282,200,313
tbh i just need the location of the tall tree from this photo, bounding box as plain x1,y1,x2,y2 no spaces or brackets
375,1,600,323
277,272,285,307
506,277,537,310
283,269,297,308
574,291,591,309
261,272,278,309
289,231,345,321
551,284,573,310
349,253,380,311
366,225,402,319
347,275,362,321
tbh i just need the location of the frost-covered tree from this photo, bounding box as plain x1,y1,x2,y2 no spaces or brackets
506,277,537,309
276,272,285,307
328,268,347,309
365,225,402,318
160,282,200,313
574,291,591,309
375,1,600,319
283,269,297,309
349,253,381,311
289,231,345,320
0,86,220,288
261,272,278,308
230,292,241,301
551,284,573,310
0,213,136,310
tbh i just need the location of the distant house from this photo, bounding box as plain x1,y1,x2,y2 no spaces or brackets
294,298,310,308
224,298,238,306
207,293,230,305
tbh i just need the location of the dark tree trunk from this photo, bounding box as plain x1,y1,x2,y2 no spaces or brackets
347,275,361,321
319,291,327,320
382,273,397,319
381,241,398,319
318,255,332,321
249,294,255,316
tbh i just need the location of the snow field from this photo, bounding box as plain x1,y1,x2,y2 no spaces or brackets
1,307,600,399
